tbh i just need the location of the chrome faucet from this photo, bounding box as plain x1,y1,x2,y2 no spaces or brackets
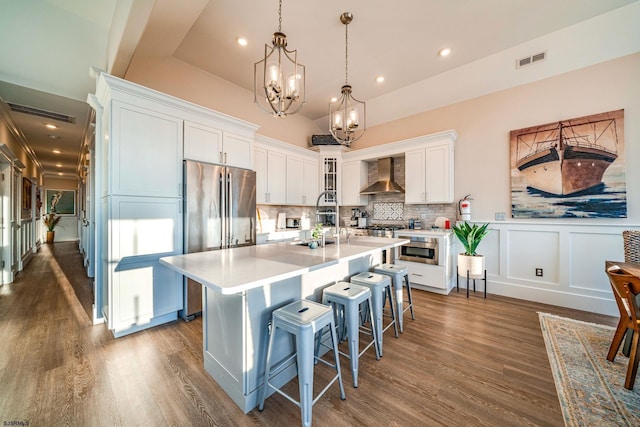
315,190,339,238
339,227,351,244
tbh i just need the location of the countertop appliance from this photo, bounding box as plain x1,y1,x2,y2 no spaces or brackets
286,217,300,228
397,234,439,265
365,224,404,237
182,160,256,320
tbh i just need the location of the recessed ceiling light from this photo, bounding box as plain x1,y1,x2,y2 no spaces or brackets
52,149,61,154
330,97,338,103
438,47,451,57
237,37,248,46
45,124,58,129
376,76,385,83
48,134,60,139
57,172,63,176
56,164,63,167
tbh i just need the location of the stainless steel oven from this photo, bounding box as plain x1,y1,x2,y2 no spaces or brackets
398,235,439,265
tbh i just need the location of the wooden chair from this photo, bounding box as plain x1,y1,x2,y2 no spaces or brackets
606,265,640,389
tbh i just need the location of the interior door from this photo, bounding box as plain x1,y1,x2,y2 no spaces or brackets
11,168,20,274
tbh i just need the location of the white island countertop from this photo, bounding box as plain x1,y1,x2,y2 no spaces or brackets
159,237,408,295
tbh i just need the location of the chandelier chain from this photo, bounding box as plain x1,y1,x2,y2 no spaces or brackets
344,19,349,85
278,0,282,32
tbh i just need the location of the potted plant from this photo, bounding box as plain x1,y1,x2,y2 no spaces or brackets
451,221,490,277
43,213,62,244
309,223,324,249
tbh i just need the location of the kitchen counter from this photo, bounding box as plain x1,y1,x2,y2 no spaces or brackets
159,236,408,413
160,236,407,295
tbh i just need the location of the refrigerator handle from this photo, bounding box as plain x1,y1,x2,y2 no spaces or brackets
227,172,233,247
219,171,225,248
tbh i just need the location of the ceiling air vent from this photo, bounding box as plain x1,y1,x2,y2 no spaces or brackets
516,51,546,69
7,102,76,124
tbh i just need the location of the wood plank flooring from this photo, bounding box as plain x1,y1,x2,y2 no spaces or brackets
0,242,618,426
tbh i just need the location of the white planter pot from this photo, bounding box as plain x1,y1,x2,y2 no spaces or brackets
457,253,485,278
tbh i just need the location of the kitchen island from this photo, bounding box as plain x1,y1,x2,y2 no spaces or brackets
160,236,408,413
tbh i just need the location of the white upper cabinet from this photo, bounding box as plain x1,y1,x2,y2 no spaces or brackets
302,158,318,206
256,136,320,206
286,155,318,206
184,120,223,165
286,155,304,205
110,100,183,198
184,121,253,170
255,146,286,204
342,160,368,206
405,141,454,204
222,132,253,170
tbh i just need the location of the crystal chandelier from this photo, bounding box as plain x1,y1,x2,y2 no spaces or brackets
254,0,305,117
329,12,366,147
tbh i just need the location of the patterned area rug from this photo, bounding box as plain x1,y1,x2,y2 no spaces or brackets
539,313,640,426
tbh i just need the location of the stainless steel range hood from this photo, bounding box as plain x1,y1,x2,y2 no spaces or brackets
360,157,405,194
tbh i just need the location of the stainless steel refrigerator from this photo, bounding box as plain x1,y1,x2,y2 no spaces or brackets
181,160,256,320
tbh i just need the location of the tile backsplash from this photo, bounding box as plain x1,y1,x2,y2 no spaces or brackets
373,202,404,221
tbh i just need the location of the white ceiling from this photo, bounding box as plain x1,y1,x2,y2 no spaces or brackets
0,0,638,179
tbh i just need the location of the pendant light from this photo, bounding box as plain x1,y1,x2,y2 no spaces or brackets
254,0,305,117
329,12,366,146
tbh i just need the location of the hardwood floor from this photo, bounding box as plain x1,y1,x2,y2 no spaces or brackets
0,242,618,426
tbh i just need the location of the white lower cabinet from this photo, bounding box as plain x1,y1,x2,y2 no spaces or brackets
105,195,183,337
395,260,448,290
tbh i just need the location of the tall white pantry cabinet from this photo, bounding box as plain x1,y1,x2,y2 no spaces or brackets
93,74,258,337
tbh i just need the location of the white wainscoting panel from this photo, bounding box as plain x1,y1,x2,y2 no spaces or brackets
569,231,624,294
465,221,640,316
507,230,559,283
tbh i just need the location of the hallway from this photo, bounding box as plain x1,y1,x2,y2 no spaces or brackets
0,242,252,426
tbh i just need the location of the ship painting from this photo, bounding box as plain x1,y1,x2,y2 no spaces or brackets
511,109,626,219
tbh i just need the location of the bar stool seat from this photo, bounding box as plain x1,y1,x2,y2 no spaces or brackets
259,300,345,427
350,272,399,356
322,281,380,388
373,263,415,333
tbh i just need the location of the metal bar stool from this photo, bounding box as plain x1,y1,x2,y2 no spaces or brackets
350,271,399,356
321,281,380,388
373,263,415,333
259,300,345,427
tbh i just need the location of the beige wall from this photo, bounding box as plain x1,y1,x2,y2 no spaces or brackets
124,55,323,148
0,109,42,183
123,52,639,223
355,53,640,223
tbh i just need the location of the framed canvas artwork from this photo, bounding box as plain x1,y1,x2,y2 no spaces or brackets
510,109,626,218
22,178,32,210
46,189,76,215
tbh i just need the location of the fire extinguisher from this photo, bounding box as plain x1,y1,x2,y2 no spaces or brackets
459,194,472,221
